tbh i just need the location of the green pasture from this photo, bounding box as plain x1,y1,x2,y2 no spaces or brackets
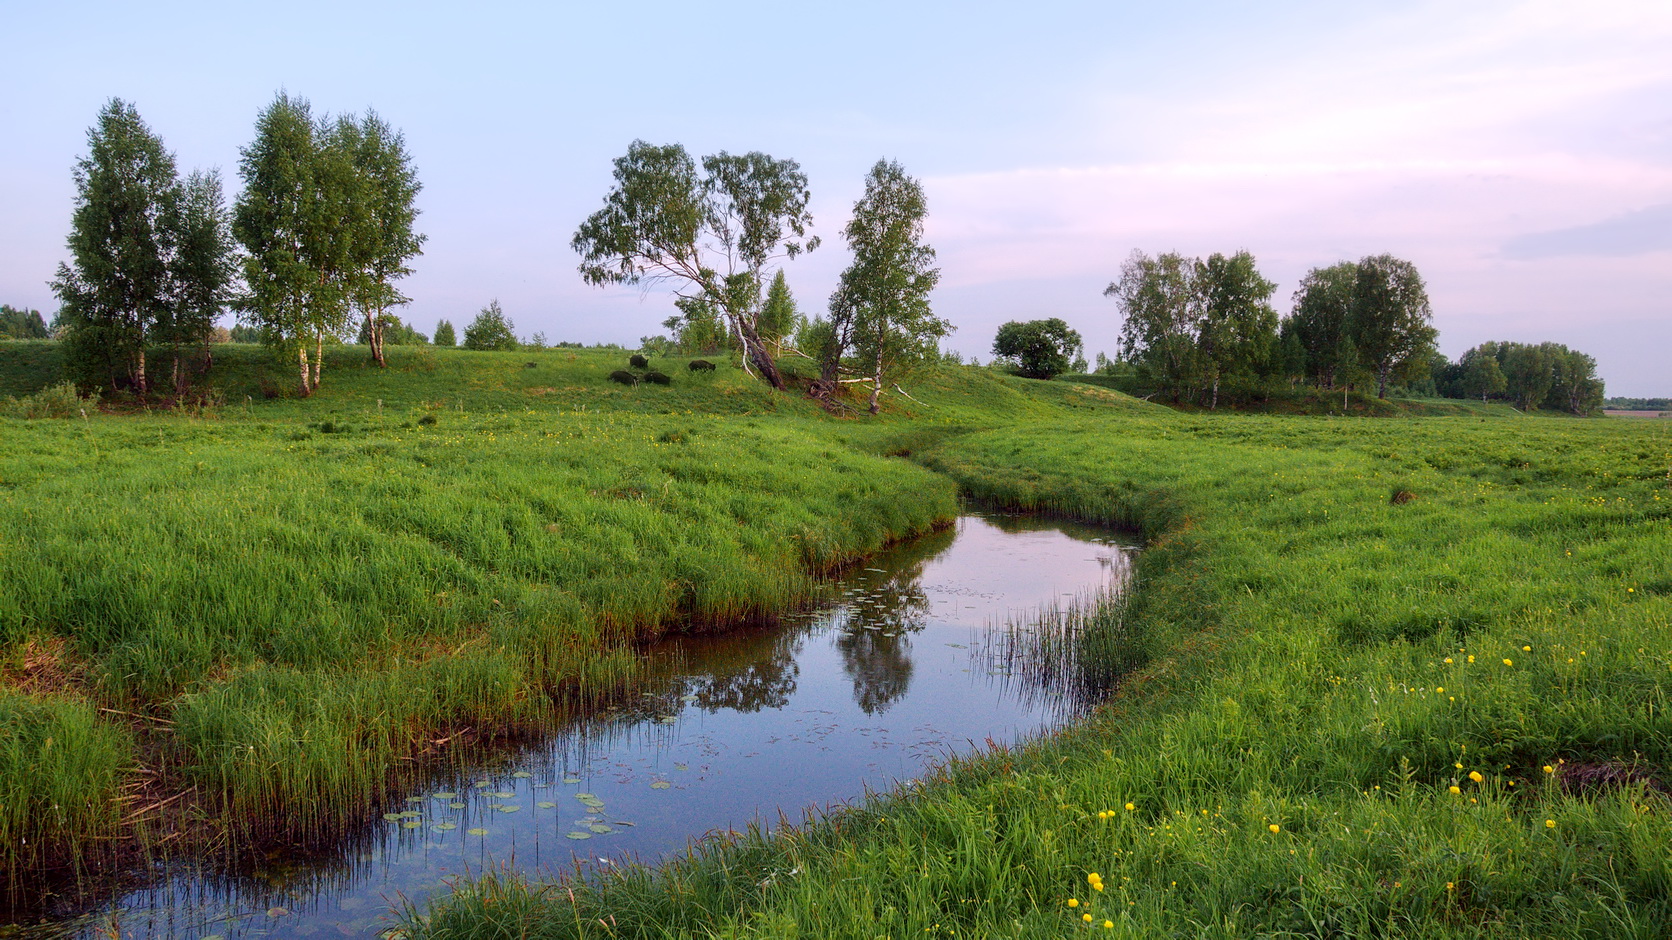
412,404,1671,938
2,342,1668,938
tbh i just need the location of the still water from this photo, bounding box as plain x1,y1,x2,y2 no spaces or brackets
29,512,1136,939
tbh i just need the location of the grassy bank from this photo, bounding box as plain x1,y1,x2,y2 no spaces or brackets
2,345,1027,882
411,411,1671,938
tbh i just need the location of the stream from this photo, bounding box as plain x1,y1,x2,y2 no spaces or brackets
15,512,1137,939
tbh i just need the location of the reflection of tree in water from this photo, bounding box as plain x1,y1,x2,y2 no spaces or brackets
645,622,806,714
834,558,935,715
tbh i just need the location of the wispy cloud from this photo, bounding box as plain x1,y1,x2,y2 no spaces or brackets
1502,203,1672,258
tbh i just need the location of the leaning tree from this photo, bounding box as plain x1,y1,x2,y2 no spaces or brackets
572,141,817,390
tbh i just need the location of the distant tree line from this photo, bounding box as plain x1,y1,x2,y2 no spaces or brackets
1434,341,1604,414
0,306,50,340
1603,397,1669,412
1097,248,1605,413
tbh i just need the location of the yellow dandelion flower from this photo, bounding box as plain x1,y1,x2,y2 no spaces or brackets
1454,762,1464,769
1067,898,1079,908
1468,655,1475,663
1545,819,1556,829
1502,658,1513,666
1083,913,1094,923
1125,802,1135,811
1269,823,1281,833
1449,785,1461,794
1543,765,1555,774
1103,921,1114,929
1522,645,1531,652
1469,771,1483,783
1444,657,1453,664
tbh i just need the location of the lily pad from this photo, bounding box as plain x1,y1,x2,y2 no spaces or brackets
466,827,488,836
433,792,457,800
431,822,458,832
405,796,426,804
401,821,423,829
448,802,467,810
382,813,405,822
565,831,592,840
674,763,688,771
537,801,558,809
399,810,423,819
657,715,678,724
649,780,673,790
473,781,493,789
588,823,613,833
562,776,581,784
496,805,520,813
491,790,516,799
511,771,533,779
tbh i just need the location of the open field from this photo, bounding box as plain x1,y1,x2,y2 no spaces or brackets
2,343,1668,937
411,383,1670,938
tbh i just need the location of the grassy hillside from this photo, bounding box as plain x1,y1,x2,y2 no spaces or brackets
3,343,1666,938
410,397,1669,937
0,344,1150,886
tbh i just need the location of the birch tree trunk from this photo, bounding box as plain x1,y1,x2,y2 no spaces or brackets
868,347,884,415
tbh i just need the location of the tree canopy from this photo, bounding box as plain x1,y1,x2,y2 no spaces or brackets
1104,249,1279,406
1283,254,1436,398
431,319,456,347
992,318,1082,380
1436,340,1603,414
233,93,423,394
0,306,50,340
462,299,517,351
822,160,948,414
51,98,233,396
572,141,817,389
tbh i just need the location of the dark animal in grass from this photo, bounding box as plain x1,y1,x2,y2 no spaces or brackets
629,354,649,369
644,371,671,385
609,370,639,386
688,359,716,372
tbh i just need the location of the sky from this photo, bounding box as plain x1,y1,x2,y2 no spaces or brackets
3,0,1668,395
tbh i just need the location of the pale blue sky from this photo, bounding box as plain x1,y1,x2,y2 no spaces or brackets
4,0,1668,394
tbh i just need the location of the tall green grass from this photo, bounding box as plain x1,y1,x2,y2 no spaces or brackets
2,346,1026,869
409,413,1671,939
0,693,130,878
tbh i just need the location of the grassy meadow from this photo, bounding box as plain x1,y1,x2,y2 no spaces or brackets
2,342,1668,938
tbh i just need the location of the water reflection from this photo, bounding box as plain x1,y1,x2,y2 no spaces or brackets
20,512,1136,940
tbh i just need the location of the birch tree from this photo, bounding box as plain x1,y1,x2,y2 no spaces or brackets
823,160,948,414
572,141,817,390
